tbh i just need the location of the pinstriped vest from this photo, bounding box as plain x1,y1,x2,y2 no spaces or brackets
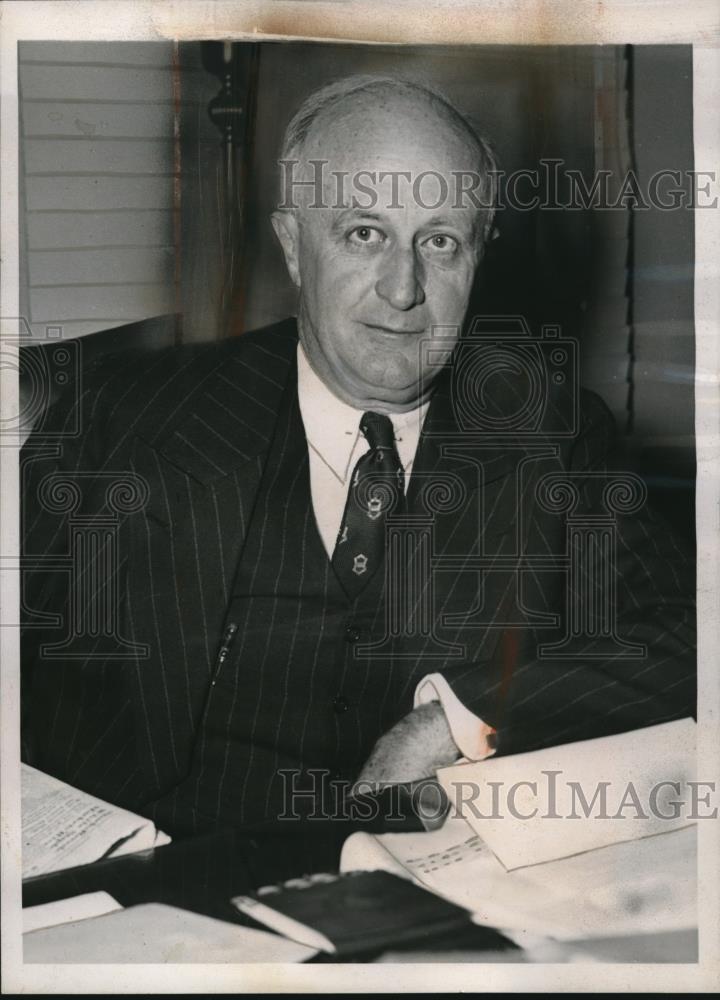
158,362,416,830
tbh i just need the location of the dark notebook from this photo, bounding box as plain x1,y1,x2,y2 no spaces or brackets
232,869,475,956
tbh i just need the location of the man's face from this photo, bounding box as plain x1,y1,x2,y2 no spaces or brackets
273,95,485,411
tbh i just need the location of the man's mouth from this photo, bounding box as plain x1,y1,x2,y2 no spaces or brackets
362,322,425,336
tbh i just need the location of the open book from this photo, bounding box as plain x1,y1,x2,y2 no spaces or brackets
22,764,171,879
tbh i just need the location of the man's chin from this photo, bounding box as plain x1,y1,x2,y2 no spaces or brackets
354,371,436,410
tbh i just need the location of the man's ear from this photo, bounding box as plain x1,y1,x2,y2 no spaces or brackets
271,210,301,288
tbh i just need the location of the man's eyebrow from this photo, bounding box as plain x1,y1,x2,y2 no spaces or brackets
333,208,385,224
330,207,389,234
423,214,467,229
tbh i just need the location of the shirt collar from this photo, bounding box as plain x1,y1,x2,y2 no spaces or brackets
297,343,428,483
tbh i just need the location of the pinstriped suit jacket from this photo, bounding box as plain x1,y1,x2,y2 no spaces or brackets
21,318,696,828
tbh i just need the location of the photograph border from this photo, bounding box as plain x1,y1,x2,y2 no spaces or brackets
1,1,718,993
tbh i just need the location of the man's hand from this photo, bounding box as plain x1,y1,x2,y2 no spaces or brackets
353,702,460,792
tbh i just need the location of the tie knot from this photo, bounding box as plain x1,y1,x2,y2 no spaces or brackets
360,411,396,452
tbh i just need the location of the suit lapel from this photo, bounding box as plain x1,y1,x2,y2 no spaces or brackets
153,331,296,487
408,357,529,541
125,324,299,793
407,344,558,663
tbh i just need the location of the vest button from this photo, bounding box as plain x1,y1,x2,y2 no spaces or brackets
333,694,349,713
345,624,361,643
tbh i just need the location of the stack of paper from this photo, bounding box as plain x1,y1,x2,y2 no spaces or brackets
438,717,696,869
340,719,698,942
22,764,171,879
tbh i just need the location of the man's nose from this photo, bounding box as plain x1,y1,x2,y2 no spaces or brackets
375,249,426,311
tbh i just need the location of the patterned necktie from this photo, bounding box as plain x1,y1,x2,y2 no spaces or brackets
331,411,406,598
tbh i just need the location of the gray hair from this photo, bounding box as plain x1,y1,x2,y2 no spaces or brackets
279,74,498,242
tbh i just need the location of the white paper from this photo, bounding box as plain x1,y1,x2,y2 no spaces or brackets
437,718,696,869
232,895,336,954
340,815,697,941
22,891,122,934
22,902,319,963
21,764,171,878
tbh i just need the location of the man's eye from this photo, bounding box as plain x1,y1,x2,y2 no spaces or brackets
422,234,459,254
348,226,384,245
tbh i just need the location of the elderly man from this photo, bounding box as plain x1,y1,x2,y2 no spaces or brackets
21,76,695,835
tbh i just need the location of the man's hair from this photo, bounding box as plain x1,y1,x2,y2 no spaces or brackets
279,74,498,242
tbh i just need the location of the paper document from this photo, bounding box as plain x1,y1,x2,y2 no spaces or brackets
22,764,171,879
437,718,696,869
23,903,318,963
340,815,697,941
23,891,122,934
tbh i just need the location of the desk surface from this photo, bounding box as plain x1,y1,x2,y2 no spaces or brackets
22,823,698,964
22,825,518,962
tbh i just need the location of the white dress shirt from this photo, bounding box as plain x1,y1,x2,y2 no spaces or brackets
296,344,495,763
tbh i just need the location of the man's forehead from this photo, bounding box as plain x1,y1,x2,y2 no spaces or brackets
302,94,480,174
290,161,483,226
281,87,489,224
